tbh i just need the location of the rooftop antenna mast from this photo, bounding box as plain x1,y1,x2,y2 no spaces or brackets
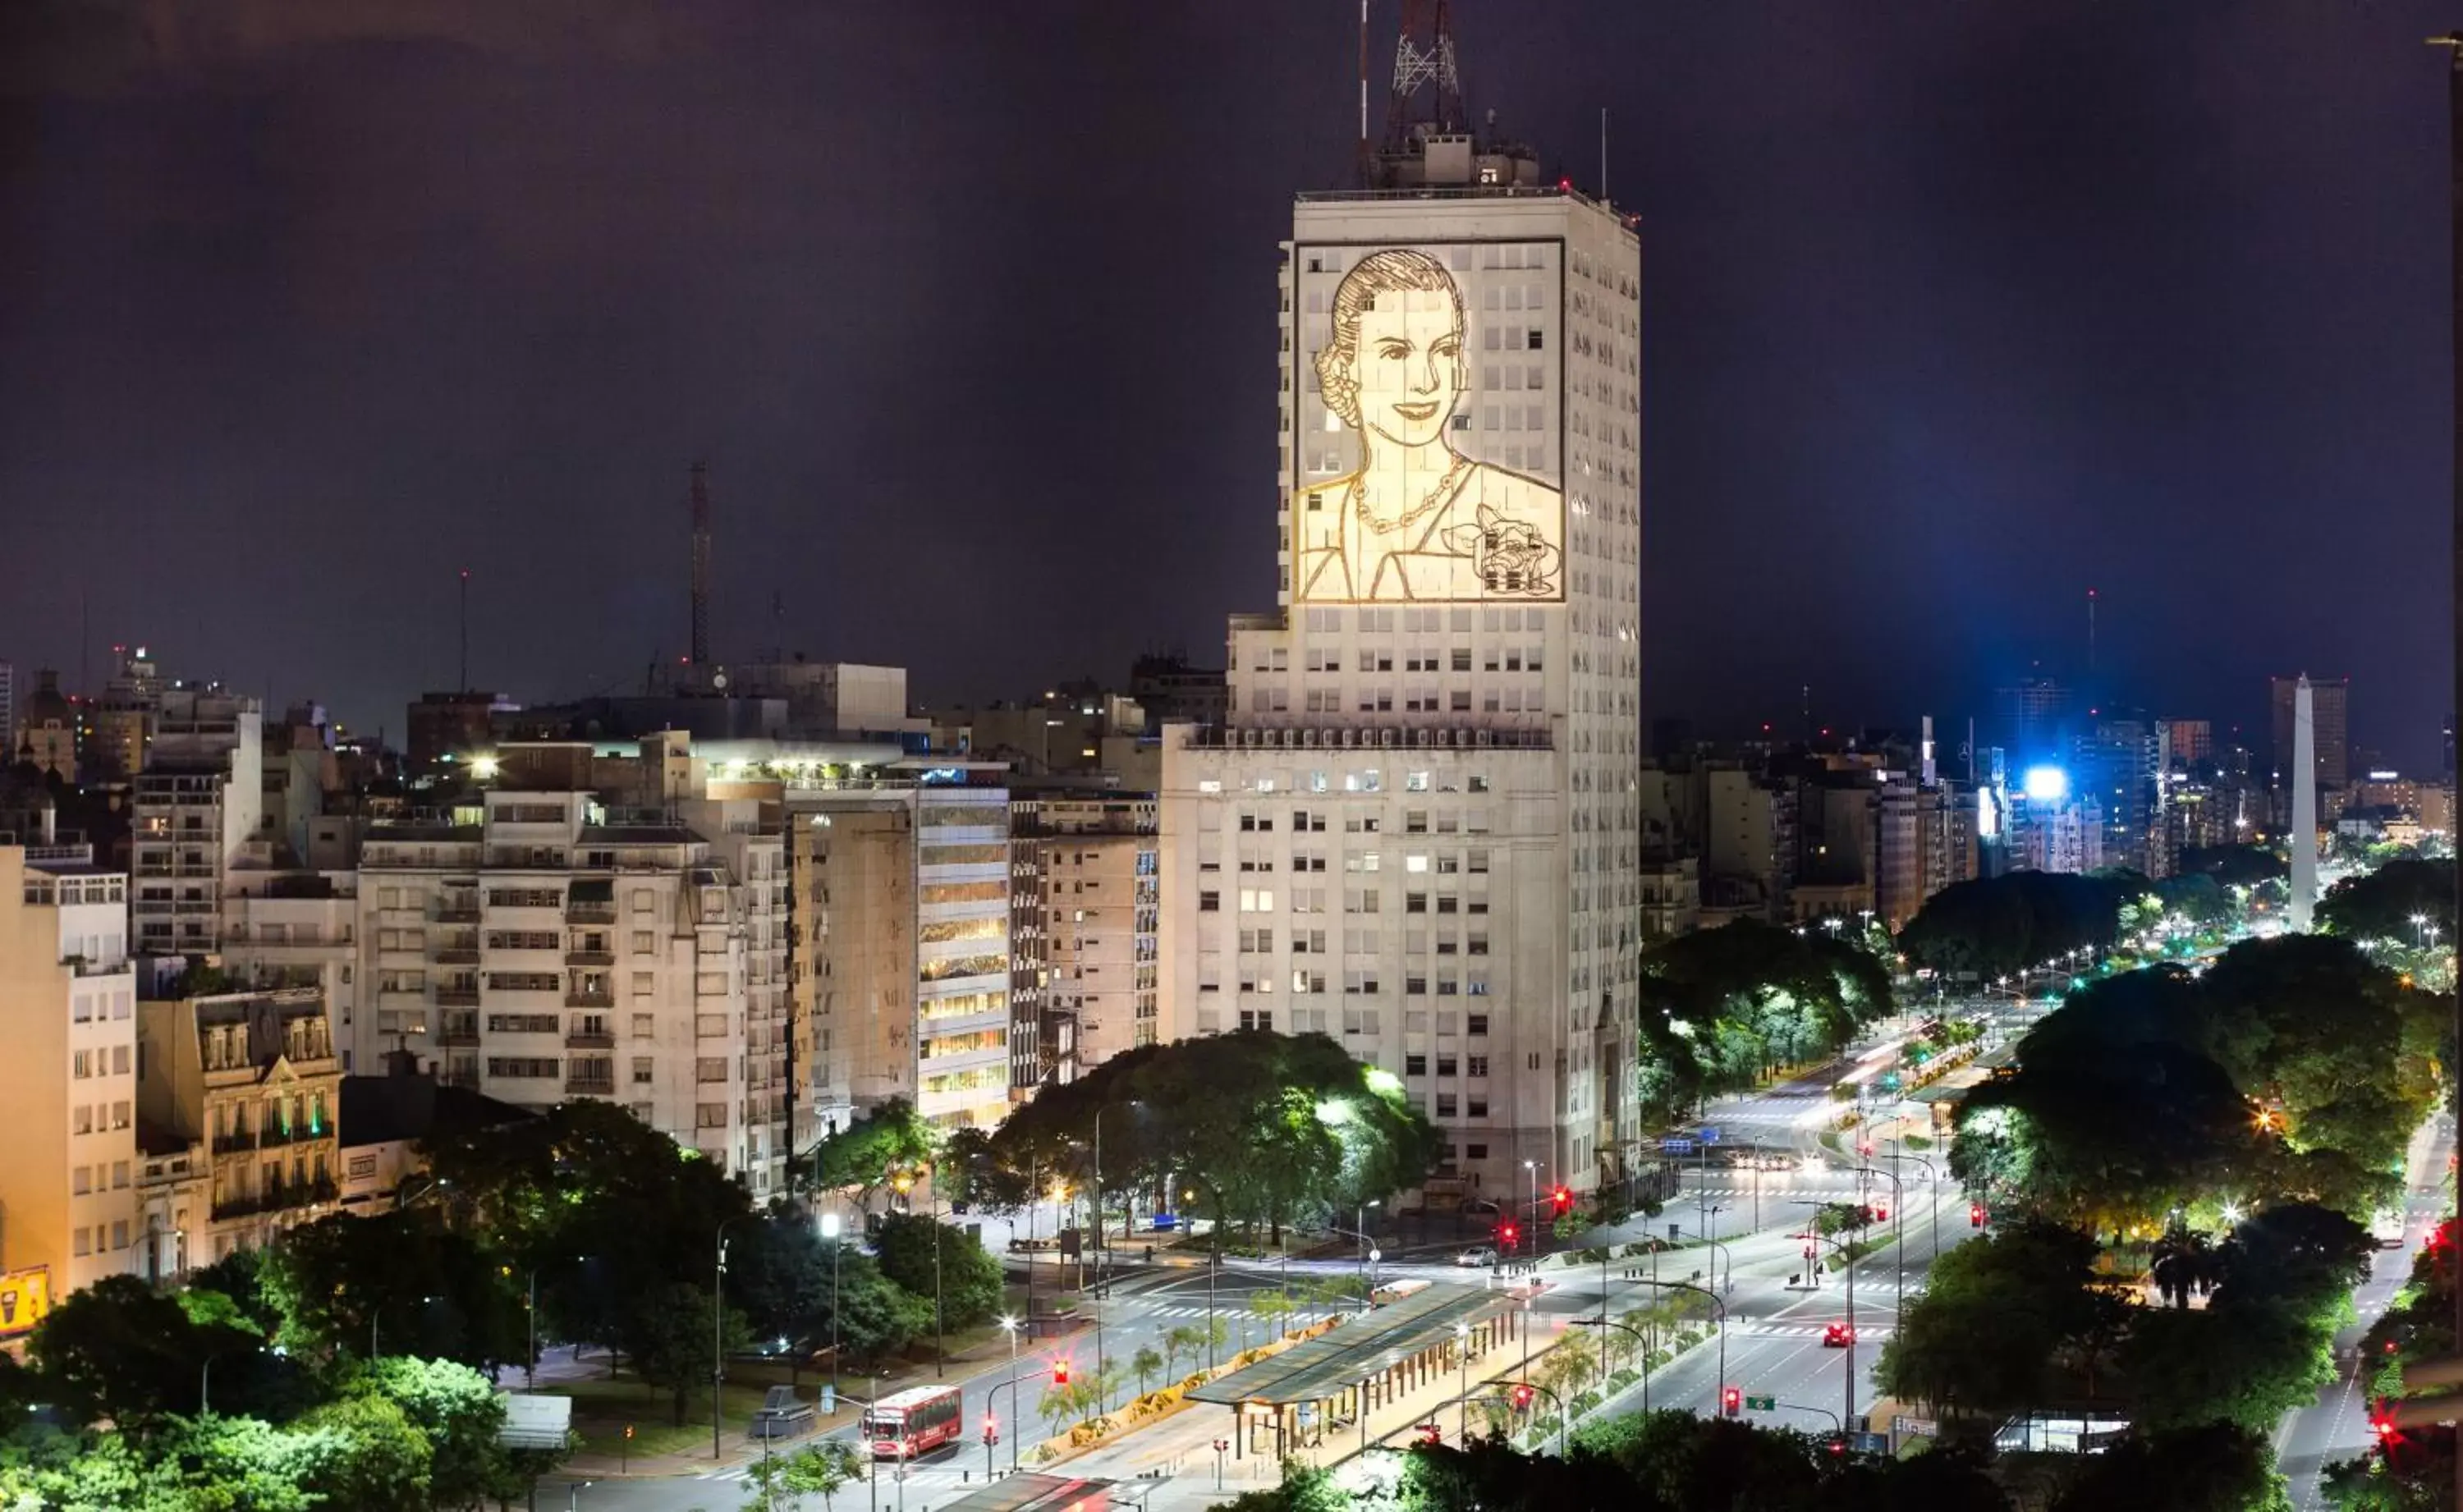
458,569,470,690
1384,0,1465,154
689,461,712,667
1356,0,1371,187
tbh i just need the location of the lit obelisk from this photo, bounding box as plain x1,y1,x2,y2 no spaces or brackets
2288,673,2319,931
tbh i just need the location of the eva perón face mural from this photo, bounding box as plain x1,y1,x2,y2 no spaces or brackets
1294,243,1563,605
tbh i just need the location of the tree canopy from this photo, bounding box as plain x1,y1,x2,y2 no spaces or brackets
1632,919,1893,1120
986,1029,1442,1242
2317,857,2456,945
1899,870,2130,978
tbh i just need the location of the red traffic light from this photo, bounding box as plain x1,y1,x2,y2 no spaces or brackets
1722,1386,1741,1416
1872,1203,1889,1222
1970,1203,1987,1229
1499,1221,1520,1245
1827,1436,1846,1456
1511,1384,1534,1410
982,1414,999,1444
1053,1359,1071,1386
1551,1185,1573,1212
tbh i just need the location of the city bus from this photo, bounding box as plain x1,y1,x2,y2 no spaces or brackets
861,1384,964,1460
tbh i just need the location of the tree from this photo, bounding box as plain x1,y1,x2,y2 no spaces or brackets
2318,858,2456,944
28,1274,248,1431
988,1031,1442,1248
781,1439,866,1510
259,1210,528,1371
1131,1345,1163,1398
804,1097,938,1200
2050,1423,2292,1511
1900,870,2130,979
1253,1288,1296,1340
1877,1221,2109,1418
1634,921,1895,1119
823,1251,935,1366
631,1283,753,1427
294,1391,432,1512
2120,1304,2334,1434
869,1212,1003,1331
360,1354,532,1510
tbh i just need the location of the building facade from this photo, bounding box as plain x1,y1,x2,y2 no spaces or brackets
0,846,139,1306
131,690,264,955
1159,149,1644,1197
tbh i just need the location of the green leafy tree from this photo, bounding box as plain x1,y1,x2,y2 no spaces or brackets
824,1250,935,1366
296,1391,433,1512
27,1274,254,1431
2318,858,2456,944
1131,1345,1163,1397
360,1354,533,1509
1900,870,2130,980
869,1212,1004,1331
2050,1422,2292,1512
2121,1304,2336,1434
1634,920,1895,1120
1878,1221,2110,1417
259,1210,528,1371
631,1283,754,1427
1253,1288,1295,1340
804,1097,938,1201
781,1438,866,1510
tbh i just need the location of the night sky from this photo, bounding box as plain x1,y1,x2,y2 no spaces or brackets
1,2,2453,767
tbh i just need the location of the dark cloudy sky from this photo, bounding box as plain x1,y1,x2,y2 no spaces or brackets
0,2,2452,767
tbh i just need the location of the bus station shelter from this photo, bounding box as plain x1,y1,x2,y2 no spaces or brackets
936,1473,1117,1512
1188,1282,1520,1462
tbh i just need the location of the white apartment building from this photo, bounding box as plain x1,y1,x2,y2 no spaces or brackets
131,690,264,955
354,787,789,1197
1158,148,1644,1198
786,777,1020,1137
222,874,363,1067
0,845,140,1309
1037,795,1160,1072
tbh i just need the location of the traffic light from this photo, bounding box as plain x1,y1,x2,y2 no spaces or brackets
1499,1221,1520,1249
1511,1384,1534,1412
1827,1436,1847,1457
1053,1359,1071,1386
1721,1386,1741,1418
983,1414,999,1446
1970,1203,1988,1230
2371,1400,2399,1445
1872,1203,1888,1223
1551,1185,1572,1214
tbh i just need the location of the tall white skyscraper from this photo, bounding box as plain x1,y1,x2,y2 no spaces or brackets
1158,71,1643,1199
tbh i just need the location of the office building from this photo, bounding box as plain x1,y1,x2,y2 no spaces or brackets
1158,61,1644,1197
1994,676,2074,767
2272,674,2350,794
0,843,138,1307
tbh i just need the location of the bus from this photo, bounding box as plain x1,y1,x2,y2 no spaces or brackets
861,1384,963,1461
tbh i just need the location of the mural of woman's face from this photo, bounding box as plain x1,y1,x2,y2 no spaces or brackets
1346,289,1465,450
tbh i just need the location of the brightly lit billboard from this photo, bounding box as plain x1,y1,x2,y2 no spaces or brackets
0,1267,51,1338
1291,241,1563,603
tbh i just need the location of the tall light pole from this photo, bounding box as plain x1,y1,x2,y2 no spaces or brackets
715,1213,754,1460
1521,1159,1541,1257
1355,1199,1382,1294
821,1209,845,1394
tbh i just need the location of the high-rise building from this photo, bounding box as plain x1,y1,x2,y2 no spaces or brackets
2160,718,2213,767
130,690,264,955
2271,674,2350,793
19,670,76,779
0,842,139,1313
1993,676,2073,768
1033,795,1159,1074
89,646,163,782
1158,68,1644,1196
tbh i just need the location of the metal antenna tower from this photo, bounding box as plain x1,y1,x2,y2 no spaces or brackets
1383,0,1465,153
689,461,712,667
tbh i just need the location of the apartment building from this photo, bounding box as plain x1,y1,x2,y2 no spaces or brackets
0,845,139,1308
354,784,788,1196
130,689,264,955
222,873,363,1069
1034,795,1159,1073
136,978,342,1263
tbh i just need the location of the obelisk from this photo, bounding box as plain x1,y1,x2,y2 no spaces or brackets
2289,673,2319,931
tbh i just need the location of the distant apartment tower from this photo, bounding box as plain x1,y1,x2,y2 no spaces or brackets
355,785,788,1196
1993,676,2073,767
0,661,15,771
2161,718,2213,766
89,646,163,781
1158,115,1645,1195
2271,675,2350,793
406,691,507,778
1128,654,1231,726
130,690,264,955
0,845,139,1307
19,671,76,778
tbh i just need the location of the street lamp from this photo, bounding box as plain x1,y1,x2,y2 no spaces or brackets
1671,1226,1733,1296
1796,1228,1860,1433
1356,1199,1383,1295
1568,1317,1650,1409
820,1210,845,1393
1622,1279,1726,1421
1521,1160,1542,1256
715,1213,755,1459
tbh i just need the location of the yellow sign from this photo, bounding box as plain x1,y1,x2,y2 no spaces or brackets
0,1268,52,1337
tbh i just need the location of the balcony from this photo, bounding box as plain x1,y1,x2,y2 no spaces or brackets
436,905,481,924
565,950,615,967
212,1132,255,1156
564,1031,617,1051
439,1027,480,1048
564,1074,617,1097
565,990,614,1009
258,1125,296,1149
433,948,480,965
436,988,480,1007
566,904,617,925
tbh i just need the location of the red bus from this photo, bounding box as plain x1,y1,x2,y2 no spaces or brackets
861,1385,963,1460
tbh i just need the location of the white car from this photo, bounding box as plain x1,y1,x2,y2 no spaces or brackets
1453,1246,1499,1268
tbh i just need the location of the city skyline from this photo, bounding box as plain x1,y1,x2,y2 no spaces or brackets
0,2,2452,764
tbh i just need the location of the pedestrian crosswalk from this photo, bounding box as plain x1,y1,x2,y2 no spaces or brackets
1725,1321,1895,1341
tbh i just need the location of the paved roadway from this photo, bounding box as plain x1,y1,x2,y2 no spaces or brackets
2273,1113,2456,1510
